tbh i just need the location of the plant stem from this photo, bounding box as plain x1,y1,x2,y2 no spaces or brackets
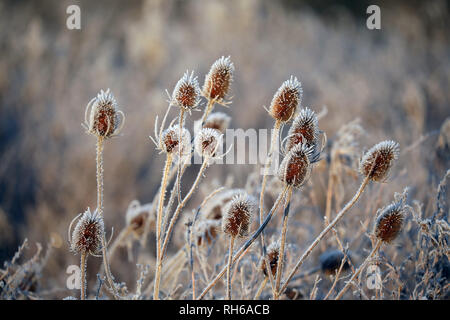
226,236,235,300
278,175,370,296
254,277,268,300
154,157,209,300
176,109,185,204
335,240,382,300
200,99,215,126
153,153,174,300
80,252,87,300
274,187,293,299
197,186,288,300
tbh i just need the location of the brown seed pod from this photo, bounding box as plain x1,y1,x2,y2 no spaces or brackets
125,201,151,237
319,250,352,275
195,112,231,134
202,56,234,102
359,140,400,182
160,125,191,155
222,193,256,238
194,127,222,158
374,200,405,243
70,208,104,255
260,240,280,277
195,219,220,246
85,89,124,138
269,76,302,122
278,143,315,188
172,71,201,110
286,107,319,153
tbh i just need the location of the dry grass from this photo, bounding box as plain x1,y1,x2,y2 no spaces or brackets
0,0,449,300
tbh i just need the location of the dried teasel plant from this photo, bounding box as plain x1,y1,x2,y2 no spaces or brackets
194,111,231,134
68,208,104,300
201,56,234,125
335,190,407,300
284,107,321,153
279,140,400,297
221,193,257,299
254,240,281,299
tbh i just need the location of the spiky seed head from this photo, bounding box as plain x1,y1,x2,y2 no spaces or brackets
195,219,220,246
278,143,314,188
194,127,222,158
160,125,191,155
374,200,405,243
86,89,123,138
222,193,256,238
360,140,400,182
260,240,280,277
319,250,352,275
286,108,319,152
195,112,231,134
269,76,302,122
71,208,104,255
172,70,201,110
202,56,234,101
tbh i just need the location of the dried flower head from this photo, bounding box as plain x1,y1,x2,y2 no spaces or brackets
278,143,316,188
160,125,191,155
319,250,352,275
374,200,405,243
70,208,104,255
195,112,231,134
286,108,319,152
84,89,124,138
203,56,234,102
194,127,222,158
222,193,256,238
360,140,400,182
260,240,281,277
172,71,201,110
269,76,302,122
195,219,220,246
203,188,245,220
125,201,150,237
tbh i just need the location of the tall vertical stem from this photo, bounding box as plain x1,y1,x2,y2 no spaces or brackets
226,236,236,300
80,252,87,300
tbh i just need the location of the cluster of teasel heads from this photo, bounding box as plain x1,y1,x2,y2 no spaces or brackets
68,54,407,301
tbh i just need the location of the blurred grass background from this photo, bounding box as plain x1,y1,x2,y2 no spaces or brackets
0,0,449,294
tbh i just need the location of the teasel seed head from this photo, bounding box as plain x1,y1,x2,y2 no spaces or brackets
195,112,231,134
70,208,104,255
202,56,234,102
374,200,405,243
269,76,302,122
85,88,124,138
172,70,201,110
222,193,256,238
278,143,315,189
260,240,281,277
319,250,352,275
160,125,191,156
286,107,319,153
125,201,150,237
194,127,222,158
195,219,220,246
360,140,400,182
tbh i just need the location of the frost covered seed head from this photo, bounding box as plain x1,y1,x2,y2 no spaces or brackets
319,250,352,275
374,200,405,243
71,208,104,255
172,71,201,110
278,143,314,188
222,193,256,238
260,240,280,277
286,108,319,152
360,140,400,182
160,125,191,155
85,89,124,138
194,128,222,158
195,219,220,246
203,56,234,102
203,112,231,133
269,76,302,122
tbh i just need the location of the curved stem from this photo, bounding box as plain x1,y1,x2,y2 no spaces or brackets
80,252,87,300
226,236,235,300
154,157,209,300
197,186,288,300
278,176,370,296
200,99,215,126
274,187,293,299
153,153,174,300
335,240,382,300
